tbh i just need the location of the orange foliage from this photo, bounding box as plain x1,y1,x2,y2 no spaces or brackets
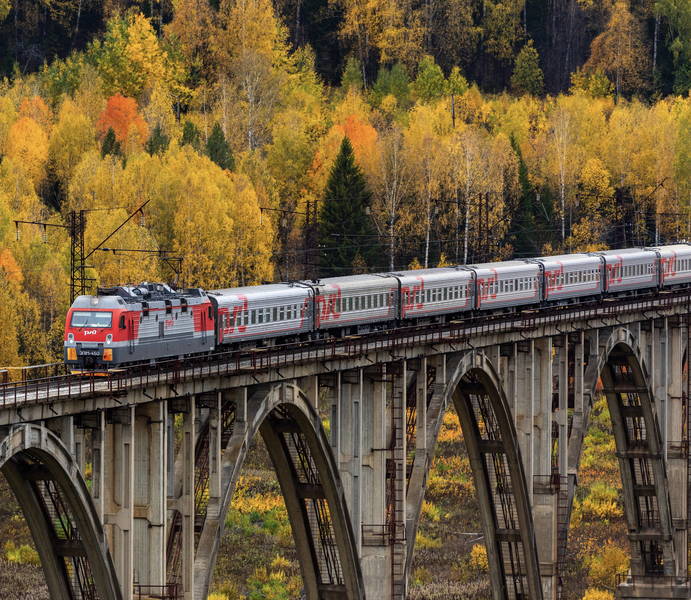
96,94,149,147
310,113,379,193
18,96,52,130
334,114,378,167
0,249,23,284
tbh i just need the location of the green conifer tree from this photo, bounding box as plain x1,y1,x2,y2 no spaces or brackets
145,123,170,155
206,122,235,170
181,120,202,150
511,40,544,96
318,137,380,277
101,127,121,158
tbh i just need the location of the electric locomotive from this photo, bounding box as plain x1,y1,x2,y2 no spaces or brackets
64,283,214,373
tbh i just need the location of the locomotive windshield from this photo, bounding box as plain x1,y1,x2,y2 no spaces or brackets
71,311,113,328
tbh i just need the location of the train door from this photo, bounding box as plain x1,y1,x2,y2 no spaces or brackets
201,307,208,344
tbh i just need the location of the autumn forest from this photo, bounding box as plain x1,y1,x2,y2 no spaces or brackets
0,0,689,598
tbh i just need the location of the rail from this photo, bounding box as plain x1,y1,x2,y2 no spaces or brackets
1,289,690,408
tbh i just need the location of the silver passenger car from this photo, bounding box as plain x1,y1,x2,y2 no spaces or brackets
310,274,398,330
389,268,474,319
531,254,603,301
590,248,658,293
467,260,541,310
209,283,313,343
650,244,691,286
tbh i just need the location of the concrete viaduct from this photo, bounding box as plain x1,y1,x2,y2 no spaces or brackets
1,290,691,600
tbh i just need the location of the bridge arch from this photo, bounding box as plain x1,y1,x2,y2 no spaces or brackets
194,382,365,600
407,351,543,600
0,423,121,600
581,327,677,578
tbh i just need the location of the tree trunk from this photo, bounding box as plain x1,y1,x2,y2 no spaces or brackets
463,193,469,264
653,14,660,76
424,200,431,268
74,0,83,39
560,180,565,243
389,214,395,271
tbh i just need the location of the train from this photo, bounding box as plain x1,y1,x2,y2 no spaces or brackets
64,244,691,372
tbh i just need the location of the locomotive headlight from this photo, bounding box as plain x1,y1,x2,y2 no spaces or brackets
106,334,113,344
68,333,74,343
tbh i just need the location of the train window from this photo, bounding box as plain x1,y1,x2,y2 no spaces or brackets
142,302,149,317
119,315,126,329
258,310,264,324
278,306,284,321
181,299,188,313
166,300,172,314
208,306,213,319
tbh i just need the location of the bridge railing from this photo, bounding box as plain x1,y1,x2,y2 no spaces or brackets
1,289,690,408
616,573,689,587
133,584,182,599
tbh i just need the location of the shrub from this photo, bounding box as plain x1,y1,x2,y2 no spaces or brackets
582,588,614,600
4,541,40,566
415,531,442,549
469,544,488,572
577,481,623,522
421,500,442,522
586,541,628,589
411,566,433,585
